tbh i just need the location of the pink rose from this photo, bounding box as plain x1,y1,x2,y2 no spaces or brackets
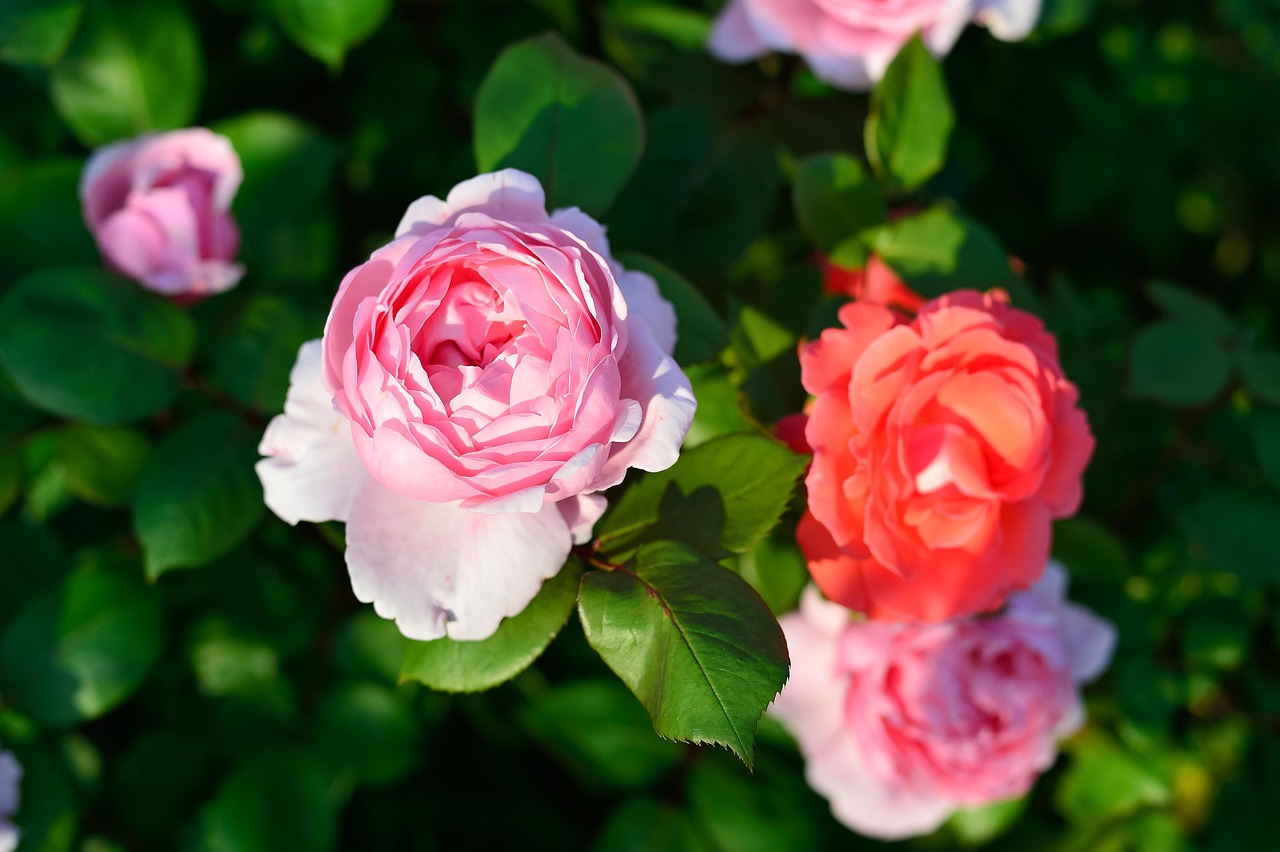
79,128,244,299
773,563,1115,839
796,290,1094,622
0,749,19,852
709,0,1041,91
256,170,696,641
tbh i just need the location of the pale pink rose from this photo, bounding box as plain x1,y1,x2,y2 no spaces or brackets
708,0,1041,91
256,170,696,641
0,749,20,852
772,563,1115,839
80,128,244,298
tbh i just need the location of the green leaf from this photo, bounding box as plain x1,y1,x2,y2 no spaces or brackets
0,0,83,66
188,620,293,714
1182,597,1251,670
5,744,78,851
0,566,164,726
132,414,264,579
400,558,581,693
520,678,683,790
211,111,339,288
1146,280,1233,339
577,541,790,767
683,363,754,449
1052,516,1131,585
1238,349,1280,406
1253,409,1280,490
1056,732,1171,825
0,159,98,278
686,751,825,852
198,750,340,852
49,0,201,145
595,433,807,561
333,611,406,686
946,797,1029,848
56,423,149,507
616,251,727,366
315,683,421,786
474,31,643,216
209,296,311,414
0,267,195,424
1129,320,1231,406
1181,491,1280,581
733,526,809,616
869,206,1018,297
791,153,887,267
273,0,391,70
865,34,954,191
593,799,712,852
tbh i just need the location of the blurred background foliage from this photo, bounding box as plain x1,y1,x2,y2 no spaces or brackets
1,0,1279,849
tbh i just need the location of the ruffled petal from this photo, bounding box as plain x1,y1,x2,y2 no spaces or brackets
345,482,574,640
257,341,368,525
396,169,549,236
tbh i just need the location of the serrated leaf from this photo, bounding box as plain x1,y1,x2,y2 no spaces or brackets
577,541,789,767
791,152,886,267
49,0,200,145
133,414,264,579
1129,320,1231,406
864,34,953,191
0,566,164,726
616,251,727,366
474,31,643,216
400,559,581,693
0,267,195,424
595,433,805,561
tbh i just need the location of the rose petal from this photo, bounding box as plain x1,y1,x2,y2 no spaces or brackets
396,169,549,236
345,481,573,640
256,340,369,524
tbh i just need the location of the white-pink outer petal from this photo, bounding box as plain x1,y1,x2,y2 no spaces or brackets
344,481,574,641
256,340,368,525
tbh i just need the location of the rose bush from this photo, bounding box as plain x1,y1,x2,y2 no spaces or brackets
795,290,1093,621
79,128,243,299
773,563,1116,839
257,169,696,640
708,0,1042,90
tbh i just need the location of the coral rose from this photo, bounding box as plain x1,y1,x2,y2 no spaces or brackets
796,290,1093,621
79,128,243,298
820,254,925,312
773,564,1116,839
708,0,1041,91
256,170,695,641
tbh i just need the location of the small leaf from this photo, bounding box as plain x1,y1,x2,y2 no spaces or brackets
1146,280,1233,339
1056,732,1171,825
520,678,683,790
1253,409,1280,490
0,0,83,67
0,267,195,424
133,414,264,579
1129,320,1231,406
686,751,825,852
596,433,807,561
49,0,201,145
273,0,391,70
474,31,643,216
869,206,1018,297
1,566,164,726
315,683,421,786
791,153,886,267
578,541,790,767
209,296,312,414
0,159,98,277
865,34,954,191
400,559,581,693
616,251,727,366
946,797,1029,848
57,423,149,507
198,750,340,852
1238,349,1280,406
